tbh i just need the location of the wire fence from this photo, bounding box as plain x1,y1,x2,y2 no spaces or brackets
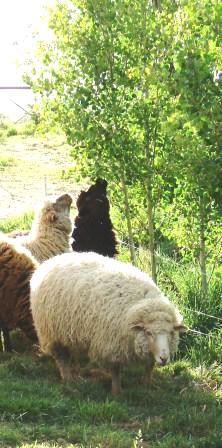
118,240,222,340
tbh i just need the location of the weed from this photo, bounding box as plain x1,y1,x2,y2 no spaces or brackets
7,127,18,137
0,156,17,169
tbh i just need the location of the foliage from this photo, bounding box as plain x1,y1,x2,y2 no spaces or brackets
23,0,222,289
16,120,38,137
155,252,222,365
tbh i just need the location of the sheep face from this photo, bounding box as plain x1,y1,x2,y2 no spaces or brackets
39,194,73,233
134,323,187,366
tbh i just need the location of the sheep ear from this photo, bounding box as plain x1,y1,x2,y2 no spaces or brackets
132,323,152,335
131,323,145,331
48,211,57,222
174,325,188,333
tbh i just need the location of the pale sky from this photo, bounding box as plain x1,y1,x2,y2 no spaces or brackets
0,0,54,120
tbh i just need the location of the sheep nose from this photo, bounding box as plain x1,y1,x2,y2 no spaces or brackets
159,357,168,366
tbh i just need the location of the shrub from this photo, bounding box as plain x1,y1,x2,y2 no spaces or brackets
7,127,18,137
0,156,16,170
18,121,37,136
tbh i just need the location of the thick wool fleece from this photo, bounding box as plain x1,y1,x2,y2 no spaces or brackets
71,179,118,257
18,193,73,263
30,252,184,365
0,235,39,349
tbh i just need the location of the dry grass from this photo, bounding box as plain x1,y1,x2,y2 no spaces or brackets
0,133,86,219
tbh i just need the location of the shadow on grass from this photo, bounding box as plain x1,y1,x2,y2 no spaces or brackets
0,334,222,448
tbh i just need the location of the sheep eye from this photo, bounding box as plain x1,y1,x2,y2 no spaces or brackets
145,330,152,336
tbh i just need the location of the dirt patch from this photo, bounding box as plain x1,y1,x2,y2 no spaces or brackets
0,134,86,219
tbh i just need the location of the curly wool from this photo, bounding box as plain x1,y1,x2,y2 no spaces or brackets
30,252,184,365
18,193,73,263
0,235,39,350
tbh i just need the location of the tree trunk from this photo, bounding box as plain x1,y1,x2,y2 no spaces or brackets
152,0,161,9
199,196,208,297
145,177,157,283
120,171,137,266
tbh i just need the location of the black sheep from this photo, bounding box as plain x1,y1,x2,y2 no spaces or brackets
71,179,118,257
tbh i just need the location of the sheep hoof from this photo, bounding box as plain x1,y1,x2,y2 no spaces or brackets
141,375,159,389
112,385,122,396
58,364,74,380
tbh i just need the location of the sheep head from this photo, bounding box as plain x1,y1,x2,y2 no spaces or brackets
133,321,187,365
54,193,73,217
126,299,187,365
35,193,73,234
76,178,110,219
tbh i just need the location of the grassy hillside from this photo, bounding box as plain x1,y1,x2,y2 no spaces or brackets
0,132,84,221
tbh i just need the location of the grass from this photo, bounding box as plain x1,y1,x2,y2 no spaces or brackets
0,210,34,233
0,155,17,169
0,335,222,448
0,132,82,220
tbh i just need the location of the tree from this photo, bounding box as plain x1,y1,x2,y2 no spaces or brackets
160,0,222,296
24,0,222,292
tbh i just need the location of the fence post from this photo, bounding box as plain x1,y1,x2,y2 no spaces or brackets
44,176,47,197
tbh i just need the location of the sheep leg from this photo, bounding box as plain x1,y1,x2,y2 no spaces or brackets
110,364,122,396
50,342,74,380
0,330,3,351
1,328,12,352
141,357,155,386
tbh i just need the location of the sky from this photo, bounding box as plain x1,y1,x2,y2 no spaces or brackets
0,0,54,121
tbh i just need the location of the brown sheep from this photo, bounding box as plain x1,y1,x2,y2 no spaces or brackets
0,235,39,351
0,193,73,351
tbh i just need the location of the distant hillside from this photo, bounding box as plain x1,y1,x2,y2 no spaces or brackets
0,133,86,219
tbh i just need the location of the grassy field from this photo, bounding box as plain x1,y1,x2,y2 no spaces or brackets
0,131,222,447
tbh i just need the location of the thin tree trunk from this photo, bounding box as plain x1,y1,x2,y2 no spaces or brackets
120,171,137,266
144,119,157,282
199,196,208,297
153,0,161,9
145,177,157,283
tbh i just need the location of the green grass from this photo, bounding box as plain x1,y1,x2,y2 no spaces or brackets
0,333,222,448
0,210,34,233
0,155,17,169
7,127,18,137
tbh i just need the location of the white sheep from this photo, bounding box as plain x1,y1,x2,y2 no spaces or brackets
14,193,73,263
30,252,187,395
